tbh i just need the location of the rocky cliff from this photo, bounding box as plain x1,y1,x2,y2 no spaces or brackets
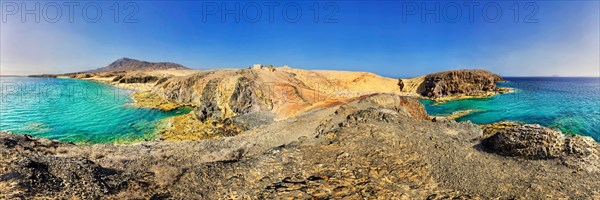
416,69,505,99
151,67,403,120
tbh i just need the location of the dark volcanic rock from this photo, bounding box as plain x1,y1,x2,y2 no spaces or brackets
229,77,260,114
193,78,223,122
0,133,128,199
28,74,57,78
418,69,504,98
482,124,565,159
118,75,159,83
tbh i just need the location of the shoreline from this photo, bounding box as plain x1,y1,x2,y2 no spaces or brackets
54,76,193,144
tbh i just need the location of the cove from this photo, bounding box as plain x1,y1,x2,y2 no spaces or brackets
0,77,190,144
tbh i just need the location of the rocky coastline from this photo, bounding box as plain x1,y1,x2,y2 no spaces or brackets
1,94,599,198
414,69,509,102
4,60,599,199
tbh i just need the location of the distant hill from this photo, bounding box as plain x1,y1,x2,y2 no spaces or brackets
89,58,189,72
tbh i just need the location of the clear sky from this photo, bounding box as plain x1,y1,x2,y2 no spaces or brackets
1,1,599,77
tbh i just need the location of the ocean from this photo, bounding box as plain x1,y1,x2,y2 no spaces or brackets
0,77,189,144
422,77,600,141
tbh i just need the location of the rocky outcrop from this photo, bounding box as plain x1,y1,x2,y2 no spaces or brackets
193,78,224,122
418,69,504,99
27,74,57,78
0,133,129,199
482,124,565,159
564,135,600,172
565,135,599,158
482,122,600,171
68,73,93,78
156,71,214,104
117,75,159,83
316,94,429,138
229,77,261,114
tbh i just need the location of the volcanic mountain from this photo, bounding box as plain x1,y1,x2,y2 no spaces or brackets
89,57,190,72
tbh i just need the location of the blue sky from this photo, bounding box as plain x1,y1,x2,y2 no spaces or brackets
1,1,599,77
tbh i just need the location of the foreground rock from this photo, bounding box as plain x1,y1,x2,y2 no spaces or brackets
483,124,566,159
0,134,128,198
482,122,600,172
2,94,599,199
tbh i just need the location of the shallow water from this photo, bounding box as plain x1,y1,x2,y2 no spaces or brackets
0,77,190,144
422,77,600,141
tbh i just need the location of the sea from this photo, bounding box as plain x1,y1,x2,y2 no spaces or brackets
0,77,598,143
422,77,600,141
0,77,190,144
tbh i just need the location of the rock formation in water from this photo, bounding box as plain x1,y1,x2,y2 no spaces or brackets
27,74,57,78
417,69,504,99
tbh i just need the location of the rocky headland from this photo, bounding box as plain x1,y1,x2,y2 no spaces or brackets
4,59,599,199
415,69,509,102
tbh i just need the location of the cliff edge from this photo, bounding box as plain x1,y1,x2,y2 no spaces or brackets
414,69,505,101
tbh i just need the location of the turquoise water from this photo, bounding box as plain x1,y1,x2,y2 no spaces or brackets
423,77,600,141
0,77,189,144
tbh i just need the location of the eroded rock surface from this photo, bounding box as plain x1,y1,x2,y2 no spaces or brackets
482,122,600,172
483,124,565,159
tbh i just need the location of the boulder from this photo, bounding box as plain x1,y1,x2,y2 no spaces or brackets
565,135,599,158
482,124,565,159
